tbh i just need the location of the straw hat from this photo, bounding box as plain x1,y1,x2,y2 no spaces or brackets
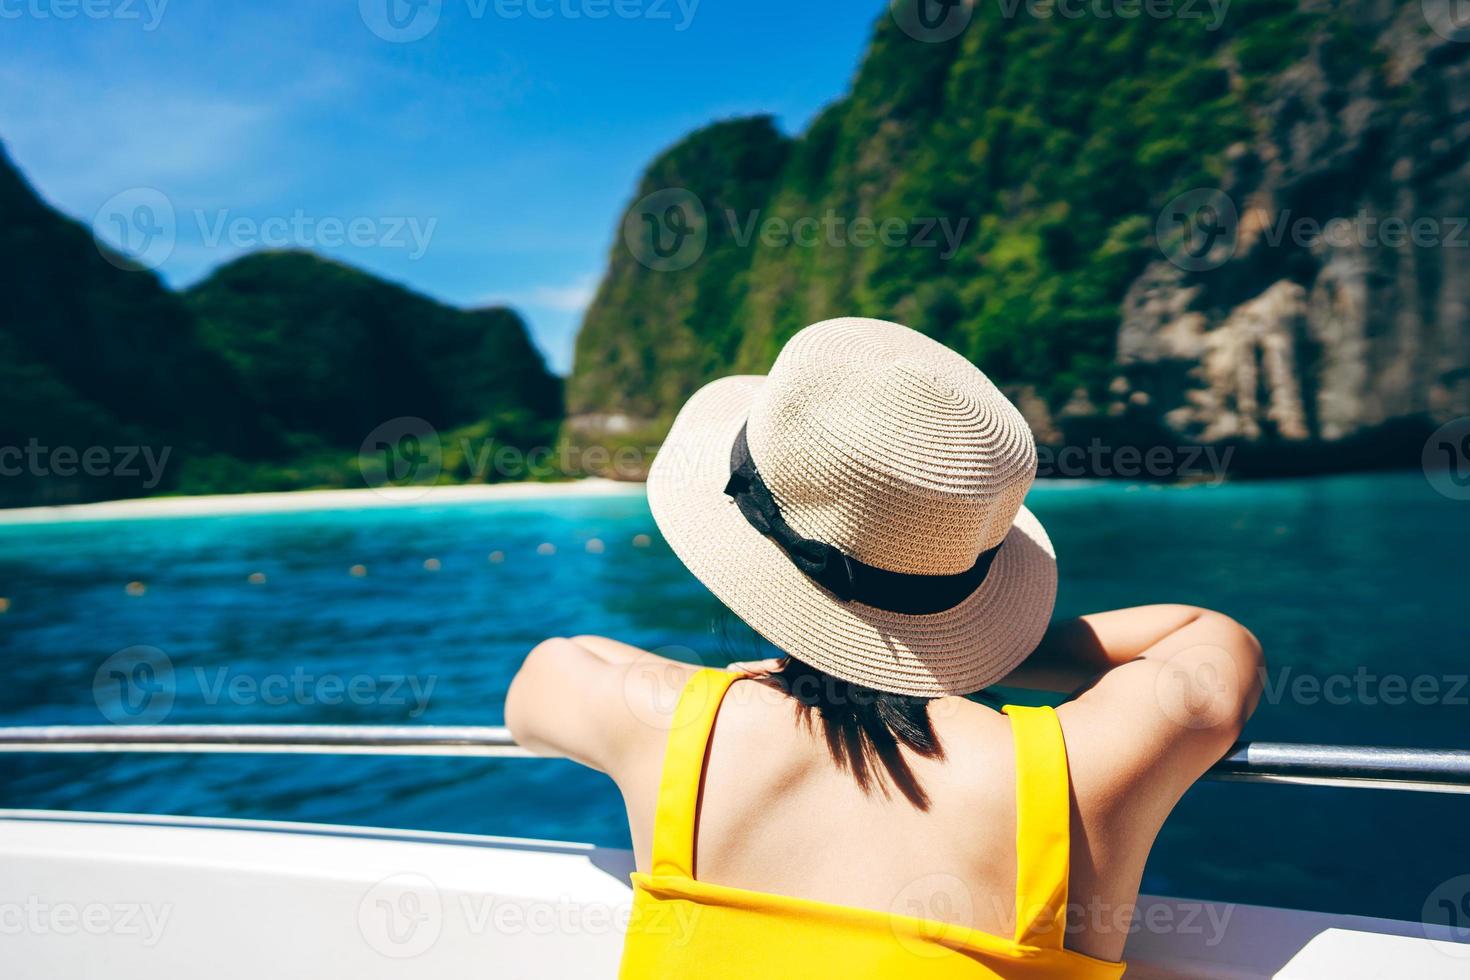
647,317,1056,697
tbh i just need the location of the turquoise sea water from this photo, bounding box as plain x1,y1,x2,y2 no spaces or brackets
0,473,1466,923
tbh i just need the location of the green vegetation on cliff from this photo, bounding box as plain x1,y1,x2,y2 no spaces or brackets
570,116,790,421
186,251,562,451
0,146,562,506
0,144,278,505
568,0,1343,429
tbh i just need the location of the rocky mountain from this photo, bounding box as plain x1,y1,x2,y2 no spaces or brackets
568,0,1469,477
0,147,562,506
185,251,562,451
0,143,276,506
1112,0,1470,474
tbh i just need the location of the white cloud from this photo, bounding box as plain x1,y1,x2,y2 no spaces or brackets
484,273,599,315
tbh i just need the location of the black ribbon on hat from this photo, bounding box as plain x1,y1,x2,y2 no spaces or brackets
722,424,1003,615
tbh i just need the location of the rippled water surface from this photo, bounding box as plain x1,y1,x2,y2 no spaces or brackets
1,473,1467,922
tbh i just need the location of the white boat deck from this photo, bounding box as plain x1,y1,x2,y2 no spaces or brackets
1,809,1463,978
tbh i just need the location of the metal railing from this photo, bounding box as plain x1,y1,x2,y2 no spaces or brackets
1,725,1468,794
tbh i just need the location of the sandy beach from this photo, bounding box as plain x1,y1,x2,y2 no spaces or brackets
0,479,645,526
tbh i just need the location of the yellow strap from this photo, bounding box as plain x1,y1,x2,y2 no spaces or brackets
1000,704,1071,950
650,668,742,879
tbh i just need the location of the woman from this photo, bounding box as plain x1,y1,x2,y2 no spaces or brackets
507,317,1262,977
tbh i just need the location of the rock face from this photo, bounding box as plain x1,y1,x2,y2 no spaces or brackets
569,1,1470,477
1113,1,1470,468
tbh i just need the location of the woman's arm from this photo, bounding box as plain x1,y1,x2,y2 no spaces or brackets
504,636,699,773
1001,604,1254,694
1047,605,1264,858
1028,606,1264,962
1011,604,1264,782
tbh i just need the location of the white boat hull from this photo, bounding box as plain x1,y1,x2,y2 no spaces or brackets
1,810,1463,978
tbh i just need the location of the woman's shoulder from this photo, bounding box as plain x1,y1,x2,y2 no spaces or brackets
1056,608,1263,828
505,636,713,776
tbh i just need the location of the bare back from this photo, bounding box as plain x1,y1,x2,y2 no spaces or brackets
620,675,1153,961
506,607,1264,964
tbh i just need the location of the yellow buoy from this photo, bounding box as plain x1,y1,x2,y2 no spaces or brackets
0,597,10,614
536,543,556,556
247,572,267,585
349,564,368,577
632,534,652,548
586,538,605,554
424,558,442,571
125,581,146,597
488,551,505,564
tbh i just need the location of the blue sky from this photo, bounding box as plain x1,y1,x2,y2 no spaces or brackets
0,1,881,373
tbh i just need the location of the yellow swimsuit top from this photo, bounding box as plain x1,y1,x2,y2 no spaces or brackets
619,669,1127,979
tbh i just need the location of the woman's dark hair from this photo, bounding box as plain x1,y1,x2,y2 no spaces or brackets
775,655,942,809
716,613,998,809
